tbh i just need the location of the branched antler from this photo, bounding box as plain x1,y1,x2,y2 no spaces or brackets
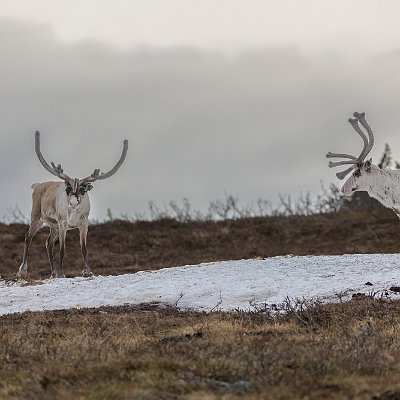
35,131,74,185
326,112,375,180
34,131,128,185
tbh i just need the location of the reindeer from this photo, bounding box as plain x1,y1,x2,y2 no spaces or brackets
327,111,400,217
18,131,128,279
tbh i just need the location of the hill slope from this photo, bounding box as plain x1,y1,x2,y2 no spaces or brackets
1,208,400,280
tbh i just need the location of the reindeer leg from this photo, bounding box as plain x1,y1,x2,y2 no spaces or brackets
46,228,59,278
56,227,67,278
79,223,92,277
18,219,43,279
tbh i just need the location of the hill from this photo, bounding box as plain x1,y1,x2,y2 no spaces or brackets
1,207,400,280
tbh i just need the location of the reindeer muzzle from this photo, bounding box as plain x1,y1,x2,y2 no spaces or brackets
69,195,79,207
341,176,355,196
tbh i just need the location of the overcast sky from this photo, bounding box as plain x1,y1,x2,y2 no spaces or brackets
1,1,400,220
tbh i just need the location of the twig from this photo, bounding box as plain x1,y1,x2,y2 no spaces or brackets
174,292,184,307
210,291,223,312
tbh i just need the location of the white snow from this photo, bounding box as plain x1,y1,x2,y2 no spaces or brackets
1,253,400,316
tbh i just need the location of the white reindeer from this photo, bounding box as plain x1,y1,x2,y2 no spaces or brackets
327,111,400,217
18,131,128,279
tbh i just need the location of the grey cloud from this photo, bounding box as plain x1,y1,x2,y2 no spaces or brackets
1,18,400,219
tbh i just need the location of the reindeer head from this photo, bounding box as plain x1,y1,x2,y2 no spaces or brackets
326,112,376,195
34,131,128,208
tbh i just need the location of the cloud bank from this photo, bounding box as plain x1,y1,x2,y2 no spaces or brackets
1,19,400,219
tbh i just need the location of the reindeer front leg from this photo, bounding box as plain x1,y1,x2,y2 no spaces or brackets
46,228,59,278
57,227,67,278
79,223,92,277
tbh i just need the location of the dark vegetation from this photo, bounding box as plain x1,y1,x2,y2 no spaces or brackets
1,206,400,281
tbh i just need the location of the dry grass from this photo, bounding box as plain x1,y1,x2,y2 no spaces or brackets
1,207,400,280
1,299,400,399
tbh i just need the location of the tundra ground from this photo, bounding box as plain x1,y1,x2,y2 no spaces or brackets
1,209,400,399
1,299,400,399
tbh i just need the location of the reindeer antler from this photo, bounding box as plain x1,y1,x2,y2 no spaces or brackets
35,131,74,185
35,131,128,185
79,139,128,184
326,112,375,180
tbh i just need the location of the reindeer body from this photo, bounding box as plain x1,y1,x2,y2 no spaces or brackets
18,132,128,279
31,182,90,229
342,165,400,217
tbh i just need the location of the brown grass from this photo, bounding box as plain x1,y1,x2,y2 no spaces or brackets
1,207,400,280
1,299,400,399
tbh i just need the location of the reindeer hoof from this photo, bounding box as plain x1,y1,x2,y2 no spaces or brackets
51,273,65,279
17,265,28,279
82,271,93,278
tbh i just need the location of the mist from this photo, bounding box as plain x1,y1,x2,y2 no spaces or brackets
1,19,400,219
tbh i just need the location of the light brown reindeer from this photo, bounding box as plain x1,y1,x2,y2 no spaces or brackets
18,131,128,279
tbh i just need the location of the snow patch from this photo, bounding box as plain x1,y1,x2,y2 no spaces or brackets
1,253,400,316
